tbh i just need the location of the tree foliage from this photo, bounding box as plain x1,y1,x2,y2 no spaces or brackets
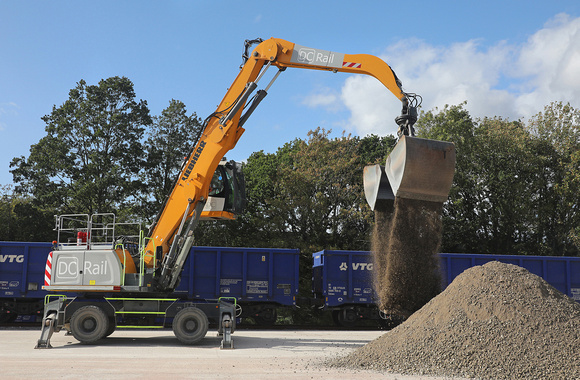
0,185,54,242
138,99,203,222
10,77,151,220
528,102,580,255
4,75,578,258
194,128,394,253
417,102,579,256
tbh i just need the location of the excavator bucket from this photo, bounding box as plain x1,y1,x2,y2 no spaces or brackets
363,164,394,211
386,136,455,202
364,136,455,209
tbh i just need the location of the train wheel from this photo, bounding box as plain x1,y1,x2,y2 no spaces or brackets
173,307,208,344
253,307,277,326
378,313,405,329
337,308,358,328
70,305,109,344
0,311,16,324
0,303,17,324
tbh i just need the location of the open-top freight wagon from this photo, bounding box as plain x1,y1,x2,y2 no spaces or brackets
0,241,298,325
2,242,579,327
311,250,580,326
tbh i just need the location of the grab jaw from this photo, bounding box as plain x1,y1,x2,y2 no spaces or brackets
364,136,456,210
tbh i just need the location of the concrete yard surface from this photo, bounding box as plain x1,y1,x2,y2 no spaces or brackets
0,327,459,379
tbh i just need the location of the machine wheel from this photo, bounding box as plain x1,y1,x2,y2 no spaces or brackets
104,316,117,338
70,305,109,344
173,307,209,345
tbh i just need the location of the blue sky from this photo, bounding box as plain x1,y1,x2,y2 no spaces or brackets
1,1,579,186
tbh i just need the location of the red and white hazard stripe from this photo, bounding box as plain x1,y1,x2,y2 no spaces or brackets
343,61,362,68
44,251,53,286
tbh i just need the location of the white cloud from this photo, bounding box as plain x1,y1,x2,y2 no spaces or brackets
0,102,20,132
336,13,580,137
301,87,342,112
513,13,580,115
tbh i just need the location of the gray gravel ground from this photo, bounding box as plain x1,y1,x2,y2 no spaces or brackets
5,262,574,379
0,328,464,379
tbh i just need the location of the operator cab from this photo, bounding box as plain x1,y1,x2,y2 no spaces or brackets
201,159,246,220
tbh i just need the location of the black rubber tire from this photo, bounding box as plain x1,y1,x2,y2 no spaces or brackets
172,307,209,345
104,316,117,338
70,305,109,344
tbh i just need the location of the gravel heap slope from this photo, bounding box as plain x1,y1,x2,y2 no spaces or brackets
330,261,580,379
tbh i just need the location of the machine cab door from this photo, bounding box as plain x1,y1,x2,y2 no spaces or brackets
201,160,246,220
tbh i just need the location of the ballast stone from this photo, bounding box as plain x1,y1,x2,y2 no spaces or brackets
329,261,580,379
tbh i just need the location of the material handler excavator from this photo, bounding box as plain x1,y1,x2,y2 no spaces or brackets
36,37,455,350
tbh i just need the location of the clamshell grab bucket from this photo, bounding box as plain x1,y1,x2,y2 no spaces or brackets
364,136,455,210
385,136,455,203
363,164,394,211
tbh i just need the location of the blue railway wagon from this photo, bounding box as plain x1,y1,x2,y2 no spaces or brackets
175,246,300,324
312,250,377,307
313,250,580,326
313,250,580,305
439,253,580,302
0,242,53,322
312,250,383,326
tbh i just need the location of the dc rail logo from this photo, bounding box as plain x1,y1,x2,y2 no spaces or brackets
339,262,373,271
290,44,344,69
57,257,109,278
296,47,338,66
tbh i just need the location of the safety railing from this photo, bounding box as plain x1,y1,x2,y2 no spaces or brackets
54,213,143,251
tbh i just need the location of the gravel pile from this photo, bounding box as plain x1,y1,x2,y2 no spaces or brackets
330,261,580,379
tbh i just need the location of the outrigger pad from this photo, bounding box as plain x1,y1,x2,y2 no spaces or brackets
385,136,455,203
35,313,56,349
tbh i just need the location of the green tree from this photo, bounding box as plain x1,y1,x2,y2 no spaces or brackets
416,104,482,252
417,102,579,256
0,185,15,240
0,185,54,242
10,77,152,223
139,99,203,222
418,105,540,254
474,117,537,254
528,102,580,256
271,129,366,252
